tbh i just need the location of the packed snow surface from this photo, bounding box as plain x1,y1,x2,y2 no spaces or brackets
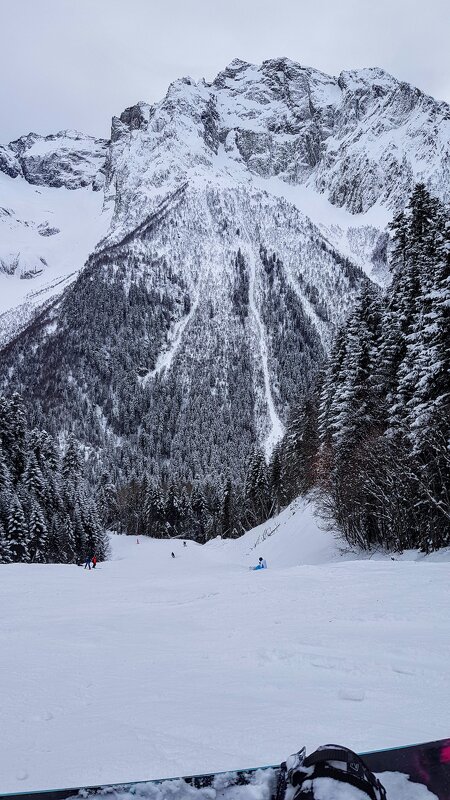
0,499,449,794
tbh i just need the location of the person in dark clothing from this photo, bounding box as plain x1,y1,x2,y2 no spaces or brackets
84,556,91,570
171,551,175,558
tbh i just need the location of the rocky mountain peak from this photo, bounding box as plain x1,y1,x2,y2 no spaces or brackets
0,129,108,189
337,66,398,92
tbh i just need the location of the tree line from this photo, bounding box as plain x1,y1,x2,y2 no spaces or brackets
104,445,284,542
0,394,109,563
278,184,449,552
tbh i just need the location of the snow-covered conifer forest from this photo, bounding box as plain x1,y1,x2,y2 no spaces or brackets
0,58,449,560
0,393,109,563
282,185,450,552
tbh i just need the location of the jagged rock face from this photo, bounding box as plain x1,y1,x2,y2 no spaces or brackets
0,131,111,346
105,58,449,224
0,130,108,189
0,57,448,483
216,59,449,212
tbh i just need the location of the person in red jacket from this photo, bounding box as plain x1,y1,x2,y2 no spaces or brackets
92,555,97,569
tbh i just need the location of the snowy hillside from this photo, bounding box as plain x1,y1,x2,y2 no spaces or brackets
1,499,449,793
0,129,110,343
0,171,111,345
0,57,448,481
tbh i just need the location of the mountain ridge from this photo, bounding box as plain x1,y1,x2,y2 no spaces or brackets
0,57,448,486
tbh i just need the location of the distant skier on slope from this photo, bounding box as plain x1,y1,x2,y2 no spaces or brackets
84,556,91,570
171,551,175,558
251,557,267,570
92,555,97,569
183,541,187,547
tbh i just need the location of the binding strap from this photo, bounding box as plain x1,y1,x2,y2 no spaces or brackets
290,744,387,800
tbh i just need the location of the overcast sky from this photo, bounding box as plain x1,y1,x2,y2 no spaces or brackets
1,0,449,142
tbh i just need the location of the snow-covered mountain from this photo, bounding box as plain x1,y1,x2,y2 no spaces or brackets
0,58,448,481
0,129,107,188
0,131,110,345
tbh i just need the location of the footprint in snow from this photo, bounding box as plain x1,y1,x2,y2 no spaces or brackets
339,688,365,702
392,664,415,675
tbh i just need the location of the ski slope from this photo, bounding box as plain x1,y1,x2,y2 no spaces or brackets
0,499,449,793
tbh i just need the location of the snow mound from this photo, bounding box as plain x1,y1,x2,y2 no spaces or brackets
64,769,435,800
205,498,341,567
205,497,450,568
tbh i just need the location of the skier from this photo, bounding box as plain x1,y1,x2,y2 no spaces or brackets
92,555,97,569
171,551,175,558
183,541,187,547
251,557,267,570
84,556,91,570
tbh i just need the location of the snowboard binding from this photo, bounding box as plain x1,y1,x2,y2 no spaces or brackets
277,744,387,800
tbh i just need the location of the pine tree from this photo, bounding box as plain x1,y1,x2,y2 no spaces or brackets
63,515,77,563
0,520,12,563
268,445,284,513
0,444,12,493
28,501,48,563
165,484,181,535
7,496,30,562
282,382,321,504
219,478,234,537
8,393,28,479
97,473,118,529
72,498,87,560
190,484,207,541
0,393,27,481
145,482,166,538
22,453,45,502
62,434,83,483
408,203,449,447
244,449,271,527
329,284,382,457
318,328,348,450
